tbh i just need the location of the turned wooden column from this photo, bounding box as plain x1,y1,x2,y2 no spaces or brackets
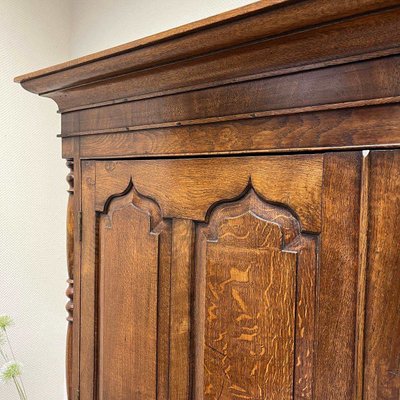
66,159,74,400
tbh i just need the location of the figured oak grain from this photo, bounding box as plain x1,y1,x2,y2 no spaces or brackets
61,56,400,136
97,182,170,400
364,150,400,399
94,155,323,232
78,104,400,158
314,152,362,399
194,189,318,399
79,152,367,399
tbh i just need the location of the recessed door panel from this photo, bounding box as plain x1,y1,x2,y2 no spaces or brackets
97,183,171,400
194,190,318,399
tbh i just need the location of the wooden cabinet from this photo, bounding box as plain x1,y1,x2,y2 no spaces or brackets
15,1,400,399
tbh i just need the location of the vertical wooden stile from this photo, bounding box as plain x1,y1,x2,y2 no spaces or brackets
355,150,370,400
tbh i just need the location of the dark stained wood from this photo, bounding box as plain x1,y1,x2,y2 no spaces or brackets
194,189,318,399
61,56,400,136
93,155,323,232
169,219,194,399
314,152,362,399
364,150,400,399
15,2,400,399
79,104,400,158
98,183,163,399
355,150,370,400
70,138,82,400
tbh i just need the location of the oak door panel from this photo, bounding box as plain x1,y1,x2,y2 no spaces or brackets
364,150,400,399
80,153,362,400
98,184,170,400
193,190,318,399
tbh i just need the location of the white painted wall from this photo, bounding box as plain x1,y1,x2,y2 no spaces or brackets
0,0,71,399
1,1,254,398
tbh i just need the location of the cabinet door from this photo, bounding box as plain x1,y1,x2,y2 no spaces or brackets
79,152,363,400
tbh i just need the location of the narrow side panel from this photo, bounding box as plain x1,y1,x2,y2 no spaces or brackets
98,198,158,399
169,219,194,399
364,150,400,399
96,183,171,400
80,161,97,400
315,152,362,399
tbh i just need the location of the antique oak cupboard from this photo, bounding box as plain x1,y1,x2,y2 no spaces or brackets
15,0,400,399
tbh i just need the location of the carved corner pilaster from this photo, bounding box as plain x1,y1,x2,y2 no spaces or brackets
66,159,74,399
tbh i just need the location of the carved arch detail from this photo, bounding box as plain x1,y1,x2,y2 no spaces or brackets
101,177,165,232
194,185,318,400
203,186,303,249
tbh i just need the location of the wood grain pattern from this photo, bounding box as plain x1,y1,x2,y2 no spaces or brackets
79,152,365,399
79,161,97,400
68,139,82,400
169,219,194,399
94,155,323,232
355,150,370,400
83,155,326,398
202,214,297,399
61,56,400,136
194,189,318,400
97,182,169,400
364,150,400,399
79,104,400,158
314,152,362,399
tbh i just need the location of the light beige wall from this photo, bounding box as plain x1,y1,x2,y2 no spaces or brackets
1,1,255,399
0,0,71,399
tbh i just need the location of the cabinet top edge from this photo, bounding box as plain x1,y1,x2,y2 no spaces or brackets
14,0,399,94
14,0,288,85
